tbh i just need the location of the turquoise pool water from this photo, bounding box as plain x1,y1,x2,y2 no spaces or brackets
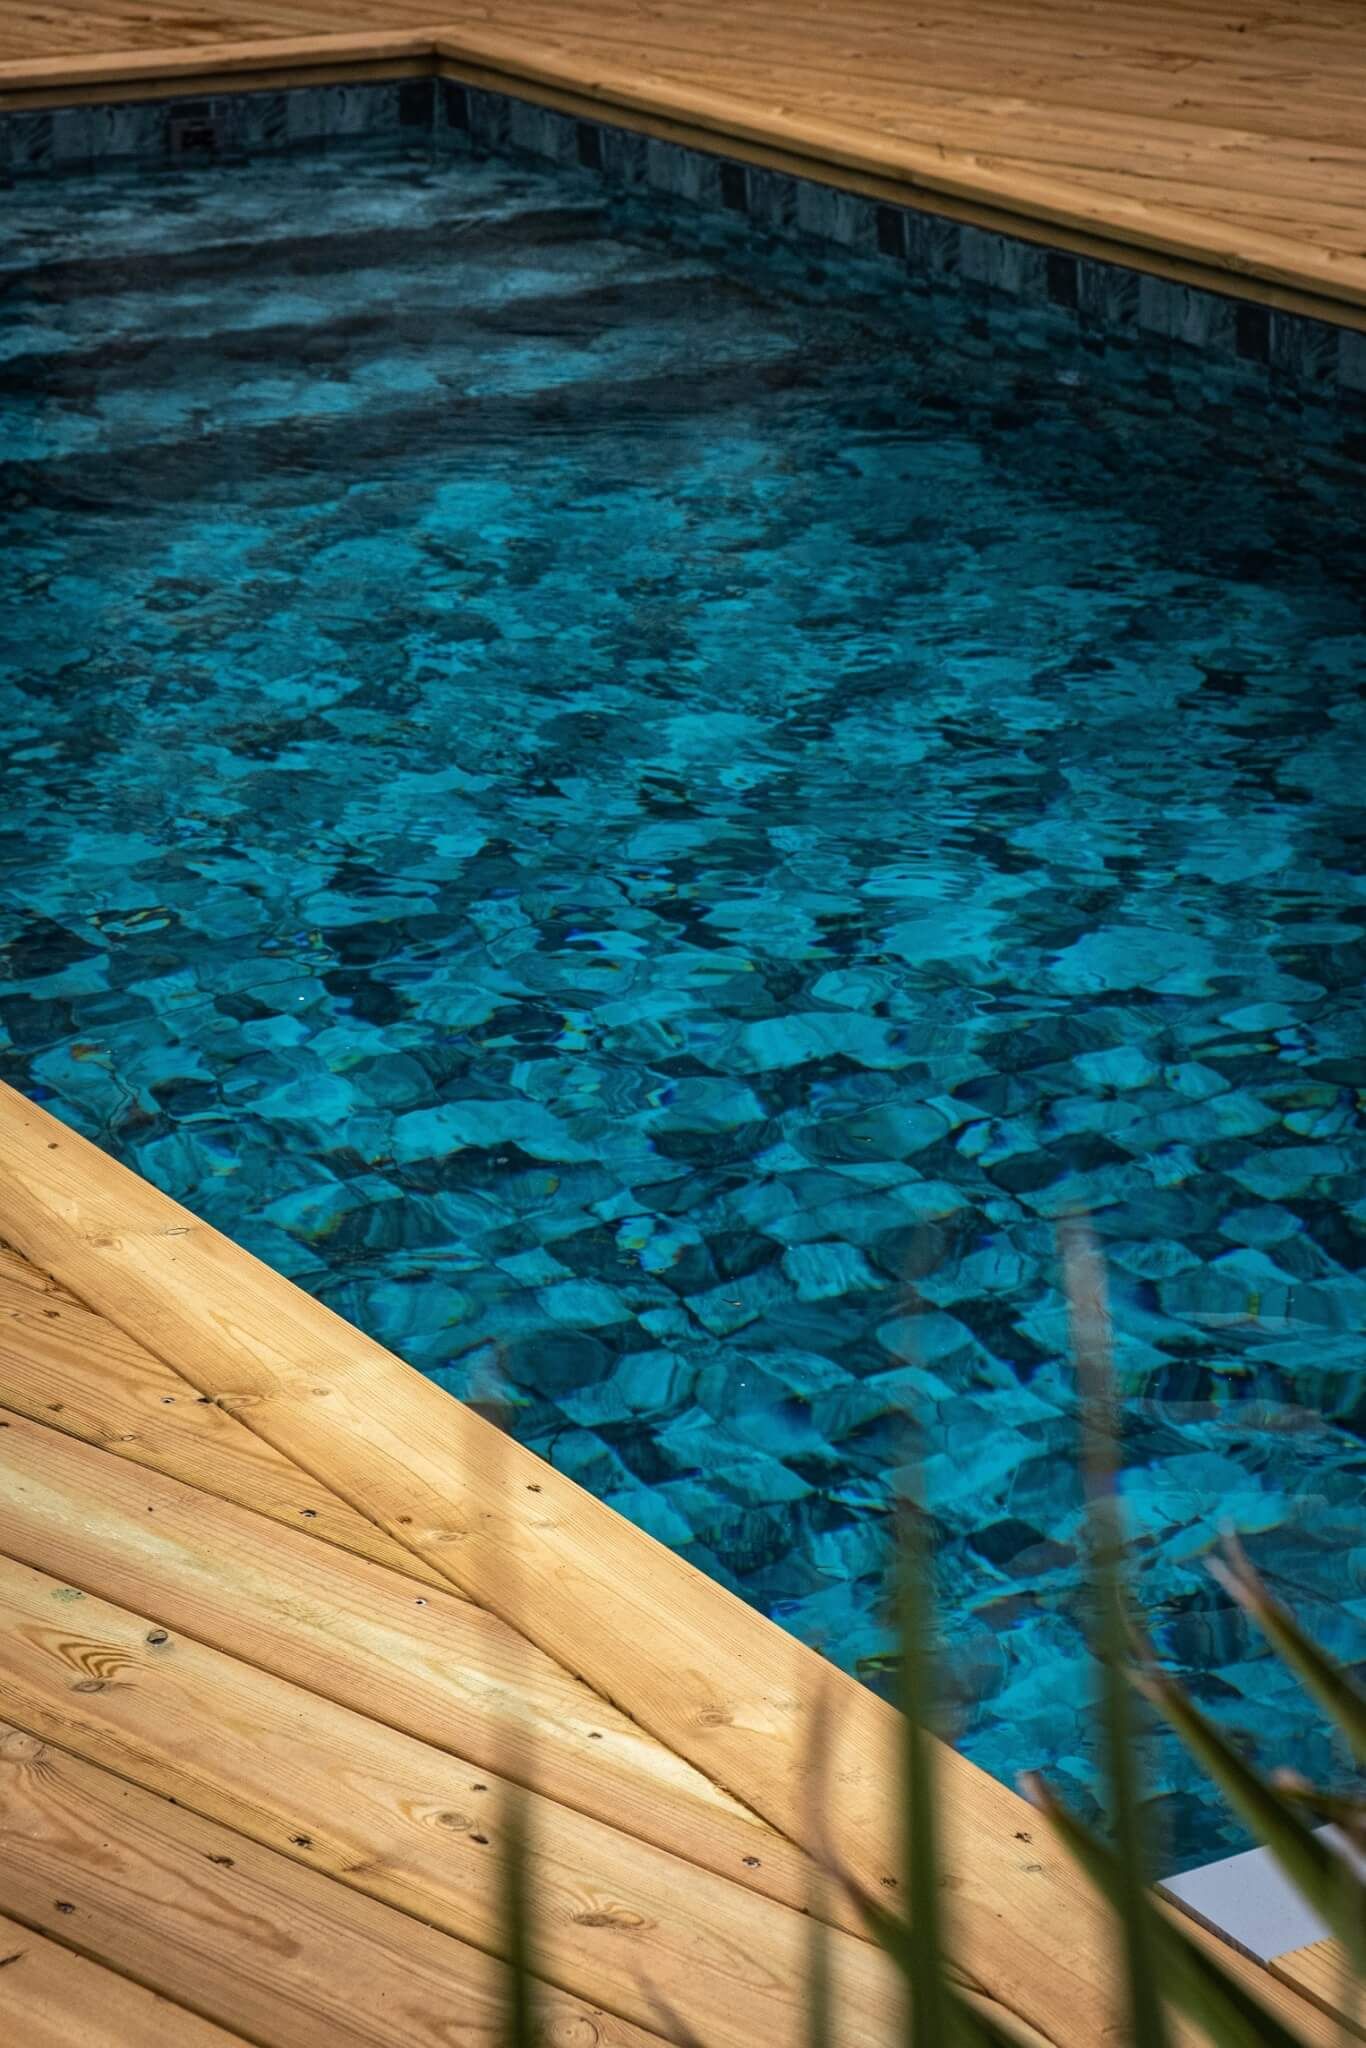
2,139,1362,1872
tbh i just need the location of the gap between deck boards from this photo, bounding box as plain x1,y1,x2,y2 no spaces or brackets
0,1081,1348,2047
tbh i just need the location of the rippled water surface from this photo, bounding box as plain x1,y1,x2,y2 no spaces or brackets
2,141,1363,1870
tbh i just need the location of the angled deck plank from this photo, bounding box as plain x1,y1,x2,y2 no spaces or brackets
0,1405,828,1925
0,1244,449,1592
0,1721,665,2048
0,1549,909,2048
0,1906,249,2048
0,1083,1337,2048
428,17,1366,314
1270,1939,1363,2036
0,25,440,79
1,2,1365,318
0,1082,1089,2048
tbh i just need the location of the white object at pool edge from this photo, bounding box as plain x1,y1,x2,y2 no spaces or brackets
1161,1828,1362,1962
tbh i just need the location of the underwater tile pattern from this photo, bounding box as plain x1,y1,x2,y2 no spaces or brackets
0,142,1363,1874
4,78,1366,410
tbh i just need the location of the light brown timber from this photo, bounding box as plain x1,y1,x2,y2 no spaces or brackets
0,1079,1342,2048
0,3,1364,322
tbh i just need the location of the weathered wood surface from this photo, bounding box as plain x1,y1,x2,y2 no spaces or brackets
0,1080,1341,2048
0,1084,1111,2048
0,1403,822,1921
0,3,1363,315
0,1903,250,2048
0,1721,666,2048
0,1245,449,1590
1270,1939,1363,2035
0,1550,911,2048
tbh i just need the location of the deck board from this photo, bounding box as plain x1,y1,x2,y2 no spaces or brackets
0,1906,250,2048
0,1549,908,2048
0,1245,450,1591
1271,1940,1363,2034
0,1080,1347,2048
0,1726,664,2048
0,1404,824,1921
0,1082,1130,2048
0,1,1364,317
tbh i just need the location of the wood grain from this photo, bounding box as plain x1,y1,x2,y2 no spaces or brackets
0,1244,449,1592
0,1905,248,2048
0,1,1363,316
0,1722,666,2048
0,1549,910,2048
1270,1938,1364,2035
0,1405,830,1926
430,17,1366,310
0,1083,1337,2048
0,1084,1102,2048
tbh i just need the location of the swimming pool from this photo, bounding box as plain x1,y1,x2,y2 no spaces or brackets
2,122,1362,1873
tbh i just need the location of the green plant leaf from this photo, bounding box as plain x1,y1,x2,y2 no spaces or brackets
1271,1772,1366,1851
499,1784,537,2048
802,1688,834,2048
1062,1217,1171,2048
1024,1775,1314,2048
895,1504,951,2048
1210,1540,1366,1768
1132,1663,1366,1964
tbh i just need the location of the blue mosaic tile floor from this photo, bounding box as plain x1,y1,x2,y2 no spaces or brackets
1,140,1362,1873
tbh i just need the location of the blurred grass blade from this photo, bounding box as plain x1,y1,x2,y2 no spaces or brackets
1024,1775,1313,2048
500,1783,537,2048
803,1686,834,2048
1061,1218,1171,2048
1133,1664,1366,1961
639,1976,708,2048
813,1509,1021,2047
1210,1541,1366,1767
896,1499,951,2048
1271,1773,1366,1852
806,1885,834,2048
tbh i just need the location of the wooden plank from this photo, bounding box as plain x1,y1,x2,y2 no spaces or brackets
427,22,1366,309
0,1720,667,2048
430,53,1366,335
0,1245,449,1593
0,1405,830,1927
0,56,435,110
0,1549,911,2048
1270,1939,1364,2035
0,26,440,85
0,2,1363,316
0,1906,248,2048
0,1084,1337,2048
0,1086,1079,2042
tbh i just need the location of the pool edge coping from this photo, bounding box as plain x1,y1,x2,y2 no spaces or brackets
0,1082,1347,2048
3,24,1366,337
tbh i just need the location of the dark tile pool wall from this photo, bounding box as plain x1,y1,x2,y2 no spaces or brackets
4,74,1365,411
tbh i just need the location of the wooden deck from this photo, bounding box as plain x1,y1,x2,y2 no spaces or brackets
2,2,1366,325
0,1079,1349,2044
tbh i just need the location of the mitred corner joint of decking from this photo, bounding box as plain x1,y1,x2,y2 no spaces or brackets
0,1078,1345,2048
1,22,1364,332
